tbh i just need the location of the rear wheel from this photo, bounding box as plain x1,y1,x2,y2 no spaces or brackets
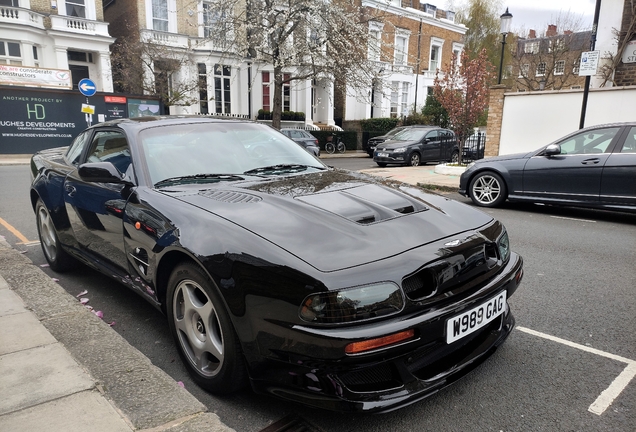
468,171,507,207
450,151,459,163
166,263,247,393
337,142,346,153
35,199,76,272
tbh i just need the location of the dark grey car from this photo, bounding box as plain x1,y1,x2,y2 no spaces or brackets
280,128,320,156
373,127,459,167
459,122,636,212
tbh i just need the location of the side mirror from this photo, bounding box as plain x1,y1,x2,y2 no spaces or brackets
78,162,128,183
544,144,561,156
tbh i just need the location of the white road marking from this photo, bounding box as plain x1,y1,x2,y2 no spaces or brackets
549,215,596,223
517,326,635,415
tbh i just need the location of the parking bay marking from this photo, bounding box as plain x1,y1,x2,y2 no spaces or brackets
0,216,31,244
549,215,597,223
517,326,636,415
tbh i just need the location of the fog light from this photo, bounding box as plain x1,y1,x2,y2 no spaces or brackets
345,329,416,354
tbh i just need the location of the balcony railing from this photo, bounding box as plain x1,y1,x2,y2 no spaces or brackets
140,29,190,48
0,6,44,29
50,15,110,37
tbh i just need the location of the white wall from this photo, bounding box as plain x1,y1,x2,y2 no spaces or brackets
499,87,636,155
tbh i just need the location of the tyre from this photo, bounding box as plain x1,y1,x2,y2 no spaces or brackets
407,152,421,167
468,171,507,207
376,162,387,167
325,143,335,154
337,143,346,154
35,198,76,272
450,151,459,163
166,262,247,394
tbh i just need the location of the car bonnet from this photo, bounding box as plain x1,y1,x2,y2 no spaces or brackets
164,170,493,272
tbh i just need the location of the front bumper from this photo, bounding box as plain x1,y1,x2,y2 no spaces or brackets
249,253,523,412
373,150,406,165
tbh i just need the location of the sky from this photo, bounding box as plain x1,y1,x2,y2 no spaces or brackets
447,0,597,36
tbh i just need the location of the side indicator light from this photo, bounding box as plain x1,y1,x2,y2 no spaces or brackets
345,329,416,354
516,268,523,284
135,222,141,230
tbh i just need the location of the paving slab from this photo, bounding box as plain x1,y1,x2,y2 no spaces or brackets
0,310,56,355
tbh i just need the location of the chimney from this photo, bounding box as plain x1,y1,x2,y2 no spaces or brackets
546,24,557,37
528,29,536,39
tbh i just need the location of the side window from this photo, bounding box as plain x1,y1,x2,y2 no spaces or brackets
87,131,132,174
620,127,636,153
65,131,91,166
425,130,439,141
558,127,620,155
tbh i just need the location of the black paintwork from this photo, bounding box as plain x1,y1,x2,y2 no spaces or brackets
373,127,459,166
459,122,636,212
30,116,523,412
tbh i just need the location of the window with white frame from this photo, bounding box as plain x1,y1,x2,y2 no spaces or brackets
32,45,39,67
390,81,399,118
503,65,512,79
536,62,546,77
0,40,22,65
394,32,408,65
214,64,231,114
429,38,444,71
519,63,529,78
525,41,539,54
198,63,208,114
57,0,97,20
152,0,169,31
401,82,409,116
368,29,381,61
202,1,230,42
554,60,565,75
573,56,580,74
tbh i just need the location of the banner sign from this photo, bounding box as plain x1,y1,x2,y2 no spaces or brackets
0,65,72,89
0,86,163,154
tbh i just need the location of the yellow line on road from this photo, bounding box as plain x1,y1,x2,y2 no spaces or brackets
0,216,31,244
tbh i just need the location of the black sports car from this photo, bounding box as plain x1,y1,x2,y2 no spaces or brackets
459,122,636,212
30,117,523,413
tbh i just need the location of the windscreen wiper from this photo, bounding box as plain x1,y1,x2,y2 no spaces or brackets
243,164,325,175
154,173,244,187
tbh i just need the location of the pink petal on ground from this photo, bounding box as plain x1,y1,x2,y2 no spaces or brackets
19,250,27,254
76,290,88,297
177,381,185,388
108,321,116,327
40,263,50,267
92,310,104,319
85,305,94,311
51,278,59,282
79,298,90,305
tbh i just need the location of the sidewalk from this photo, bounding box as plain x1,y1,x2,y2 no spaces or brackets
0,237,234,432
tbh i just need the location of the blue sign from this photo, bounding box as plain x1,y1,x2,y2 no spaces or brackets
78,78,97,97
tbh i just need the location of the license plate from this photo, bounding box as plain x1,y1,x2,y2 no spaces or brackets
446,291,507,344
377,152,388,157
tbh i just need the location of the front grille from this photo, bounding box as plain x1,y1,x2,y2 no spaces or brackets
402,269,437,300
338,363,400,392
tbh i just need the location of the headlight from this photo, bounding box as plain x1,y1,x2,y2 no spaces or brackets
497,228,510,262
393,147,407,153
300,282,404,324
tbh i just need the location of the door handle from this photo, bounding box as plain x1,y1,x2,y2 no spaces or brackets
581,158,600,165
65,184,76,197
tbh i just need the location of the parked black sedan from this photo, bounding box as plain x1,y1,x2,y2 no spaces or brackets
280,128,320,156
374,127,459,167
30,116,523,413
459,123,636,212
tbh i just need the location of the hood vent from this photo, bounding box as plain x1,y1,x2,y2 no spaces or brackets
296,184,427,225
199,190,261,203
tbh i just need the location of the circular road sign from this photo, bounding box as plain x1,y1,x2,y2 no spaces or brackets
78,78,97,97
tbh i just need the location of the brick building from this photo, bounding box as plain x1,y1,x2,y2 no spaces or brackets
613,0,636,86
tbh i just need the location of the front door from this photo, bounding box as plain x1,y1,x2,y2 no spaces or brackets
421,130,441,161
63,130,133,272
601,126,636,207
522,127,621,203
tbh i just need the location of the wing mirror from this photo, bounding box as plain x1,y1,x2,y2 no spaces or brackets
544,144,561,156
78,162,128,184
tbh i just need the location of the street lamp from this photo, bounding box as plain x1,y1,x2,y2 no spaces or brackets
497,8,513,85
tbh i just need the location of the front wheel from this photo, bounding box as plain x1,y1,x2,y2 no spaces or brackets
450,151,459,164
337,142,346,154
167,263,247,393
325,142,335,154
469,171,507,207
407,152,421,167
35,198,76,272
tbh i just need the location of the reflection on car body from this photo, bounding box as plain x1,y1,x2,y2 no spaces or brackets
30,116,523,413
459,122,636,212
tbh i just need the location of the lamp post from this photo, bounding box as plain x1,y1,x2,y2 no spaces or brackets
497,8,513,84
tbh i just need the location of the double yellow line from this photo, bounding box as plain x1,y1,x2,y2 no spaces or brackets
0,216,32,244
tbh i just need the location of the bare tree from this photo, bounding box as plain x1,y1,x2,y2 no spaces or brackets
110,27,200,107
200,0,384,128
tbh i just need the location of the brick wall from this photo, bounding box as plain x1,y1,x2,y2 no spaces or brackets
614,0,636,86
484,85,508,157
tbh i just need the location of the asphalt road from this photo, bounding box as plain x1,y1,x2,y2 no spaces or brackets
1,163,635,431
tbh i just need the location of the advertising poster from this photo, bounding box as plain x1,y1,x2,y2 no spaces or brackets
0,86,163,154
